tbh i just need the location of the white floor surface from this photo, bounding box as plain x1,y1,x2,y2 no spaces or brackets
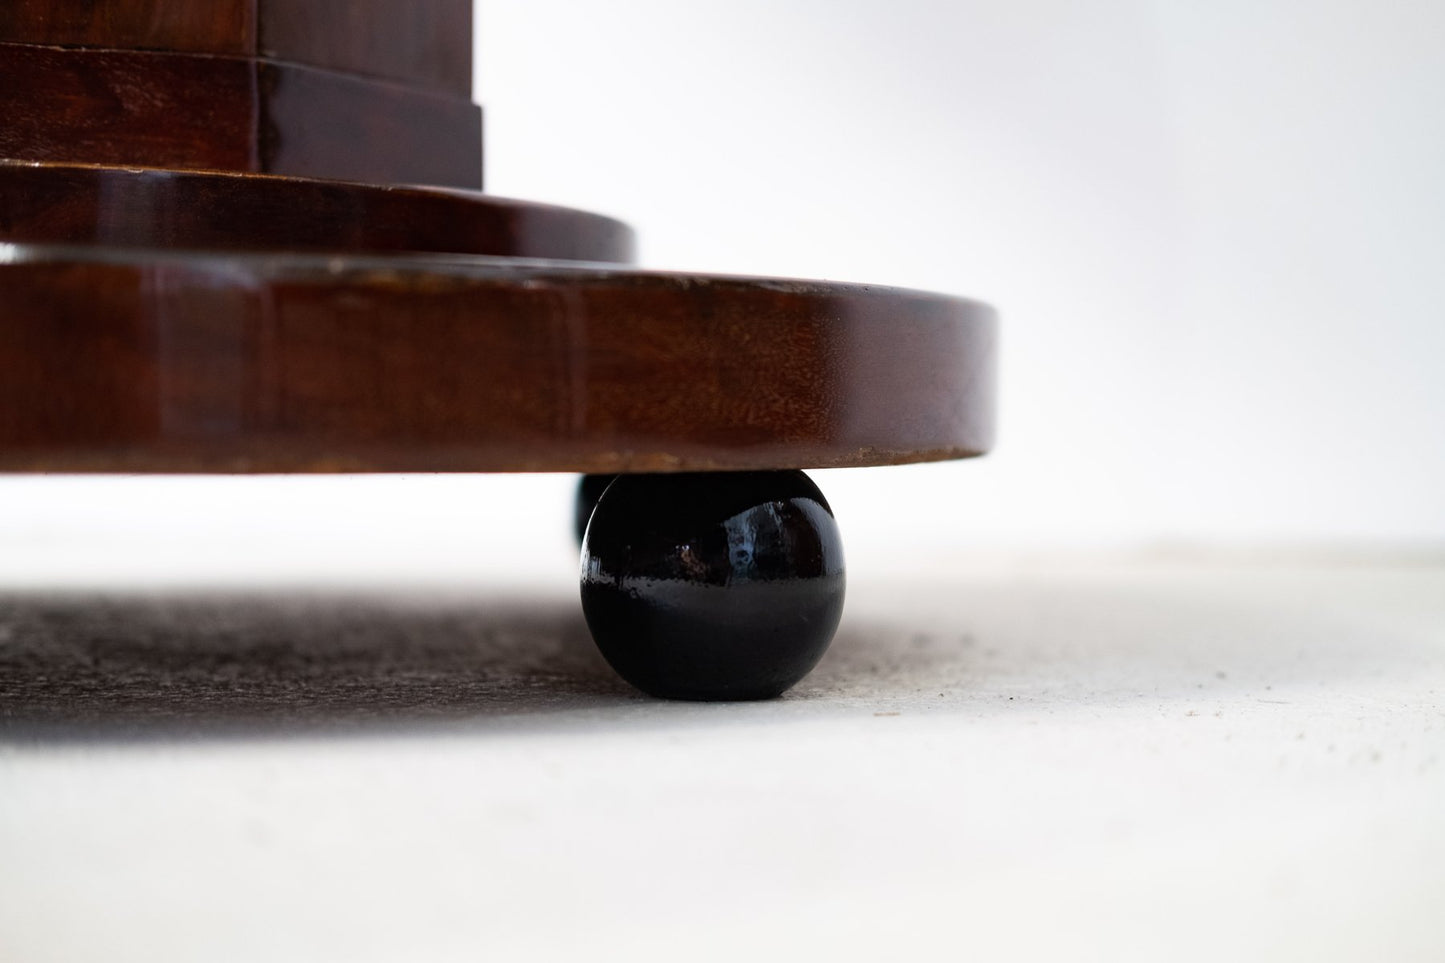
2,551,1442,961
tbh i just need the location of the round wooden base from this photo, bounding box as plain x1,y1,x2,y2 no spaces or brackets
0,244,996,474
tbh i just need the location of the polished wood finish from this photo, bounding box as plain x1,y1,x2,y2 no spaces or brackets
0,0,471,94
0,44,482,188
0,164,634,263
0,247,997,474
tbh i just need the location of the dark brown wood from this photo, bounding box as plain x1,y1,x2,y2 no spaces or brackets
259,0,471,96
0,247,997,474
0,0,255,56
0,43,482,188
0,164,634,263
0,0,471,95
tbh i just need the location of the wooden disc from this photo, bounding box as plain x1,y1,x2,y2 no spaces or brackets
0,245,996,474
0,163,635,264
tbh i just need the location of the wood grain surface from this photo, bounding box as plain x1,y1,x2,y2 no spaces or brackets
0,163,633,263
0,247,997,474
0,43,482,187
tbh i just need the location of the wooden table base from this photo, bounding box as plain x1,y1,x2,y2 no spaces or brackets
0,244,995,475
0,2,997,699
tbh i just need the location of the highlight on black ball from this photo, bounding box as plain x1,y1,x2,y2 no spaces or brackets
573,473,618,545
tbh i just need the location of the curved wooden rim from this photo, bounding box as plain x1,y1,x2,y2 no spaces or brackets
0,162,636,264
0,245,996,474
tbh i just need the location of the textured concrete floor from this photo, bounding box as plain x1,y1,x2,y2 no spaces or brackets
1,555,1443,961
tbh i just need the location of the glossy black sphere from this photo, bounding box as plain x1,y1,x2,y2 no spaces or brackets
580,471,845,701
574,474,619,545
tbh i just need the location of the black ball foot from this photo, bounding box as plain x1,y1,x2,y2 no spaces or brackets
580,470,845,701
